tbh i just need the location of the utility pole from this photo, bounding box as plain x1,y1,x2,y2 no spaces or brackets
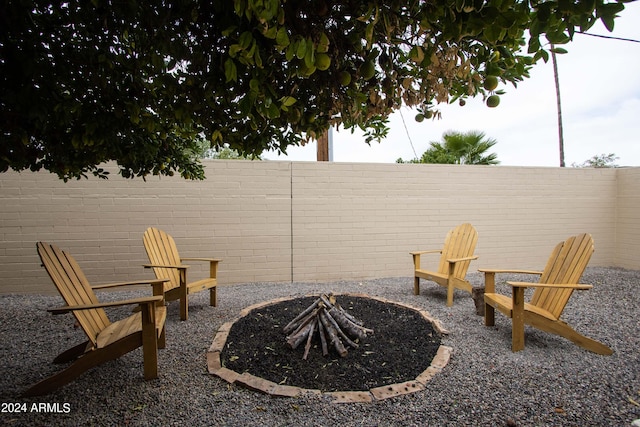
551,45,565,167
316,129,332,161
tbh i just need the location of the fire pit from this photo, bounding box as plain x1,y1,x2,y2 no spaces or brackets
207,293,452,403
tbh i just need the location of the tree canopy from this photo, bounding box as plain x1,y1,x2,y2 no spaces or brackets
202,143,262,160
398,130,499,164
572,153,619,168
0,0,628,180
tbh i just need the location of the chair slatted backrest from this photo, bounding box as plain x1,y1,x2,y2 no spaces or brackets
531,233,595,319
37,242,110,346
438,223,478,279
143,227,181,293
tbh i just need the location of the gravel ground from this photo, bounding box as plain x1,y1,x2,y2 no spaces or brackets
0,267,638,426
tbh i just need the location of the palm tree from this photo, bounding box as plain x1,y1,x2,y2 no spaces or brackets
409,131,500,165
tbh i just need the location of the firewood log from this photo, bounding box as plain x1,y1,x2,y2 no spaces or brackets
286,319,316,349
319,310,348,357
283,299,321,334
302,318,317,360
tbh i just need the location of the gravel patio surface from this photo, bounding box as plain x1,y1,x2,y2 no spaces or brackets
0,267,638,426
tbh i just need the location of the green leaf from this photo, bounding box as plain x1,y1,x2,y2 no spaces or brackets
263,25,277,39
222,26,237,37
483,25,502,44
527,36,541,54
364,23,374,48
304,43,315,68
536,3,551,23
276,27,290,47
246,41,257,64
239,31,253,49
239,96,251,116
267,102,280,118
601,15,615,32
280,96,297,107
249,78,260,92
409,46,425,64
580,0,597,13
229,44,242,58
233,0,244,16
285,43,295,61
533,49,550,63
296,38,306,59
254,49,263,68
224,58,237,82
317,32,330,53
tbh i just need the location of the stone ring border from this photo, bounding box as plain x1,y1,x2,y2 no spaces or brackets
207,292,453,403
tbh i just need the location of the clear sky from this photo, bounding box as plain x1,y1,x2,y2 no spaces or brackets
263,2,640,167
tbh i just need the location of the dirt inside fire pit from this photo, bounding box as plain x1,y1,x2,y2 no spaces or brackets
219,295,443,392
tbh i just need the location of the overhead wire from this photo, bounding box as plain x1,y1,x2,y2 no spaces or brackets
578,31,640,44
398,109,418,159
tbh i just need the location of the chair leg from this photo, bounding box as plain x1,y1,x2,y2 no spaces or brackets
413,277,420,295
446,265,455,307
483,272,496,326
558,329,613,355
210,286,217,307
141,305,159,380
527,317,614,355
179,270,188,321
446,282,454,307
180,297,188,321
484,303,495,326
158,324,166,349
511,287,525,352
23,357,99,397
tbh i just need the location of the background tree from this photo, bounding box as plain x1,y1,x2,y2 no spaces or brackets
571,153,619,168
202,143,262,160
398,131,499,165
0,0,628,180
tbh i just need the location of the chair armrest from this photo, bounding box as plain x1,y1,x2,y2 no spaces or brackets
478,268,543,275
180,257,222,263
446,255,478,263
181,258,220,280
91,278,170,290
480,269,543,293
49,295,164,314
507,281,593,290
143,263,189,270
411,250,442,270
410,250,442,256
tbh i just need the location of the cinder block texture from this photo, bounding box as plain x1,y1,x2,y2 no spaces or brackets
1,161,638,294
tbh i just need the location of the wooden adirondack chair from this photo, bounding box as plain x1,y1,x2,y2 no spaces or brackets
24,242,169,396
143,227,221,321
411,223,479,306
479,233,612,355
